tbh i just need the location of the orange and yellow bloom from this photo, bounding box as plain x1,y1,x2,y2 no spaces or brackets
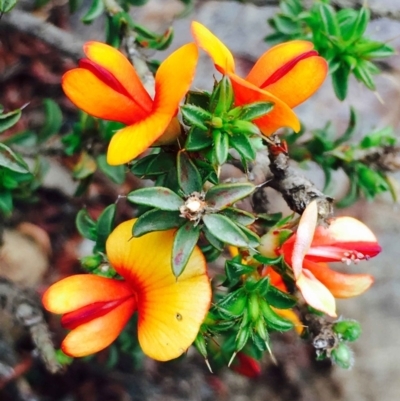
278,201,381,316
191,21,328,135
62,42,198,165
43,220,211,361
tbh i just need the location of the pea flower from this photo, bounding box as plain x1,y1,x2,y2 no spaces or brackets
191,21,327,135
62,42,198,165
279,201,381,316
43,220,211,361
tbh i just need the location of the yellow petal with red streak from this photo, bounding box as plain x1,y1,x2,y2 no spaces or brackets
191,21,235,74
61,297,137,357
42,275,134,314
83,41,152,111
230,74,300,135
62,69,146,125
106,220,211,361
297,269,337,317
246,41,313,86
154,43,198,115
263,55,327,108
304,260,374,298
107,111,172,165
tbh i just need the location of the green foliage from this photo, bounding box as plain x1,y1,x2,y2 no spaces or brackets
266,0,395,100
284,109,398,206
0,0,16,12
182,77,272,169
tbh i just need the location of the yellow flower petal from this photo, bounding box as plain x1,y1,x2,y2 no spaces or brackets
297,269,337,317
83,41,152,111
191,21,235,74
62,69,147,125
61,297,137,357
154,43,199,115
106,220,211,361
42,275,134,314
106,111,172,165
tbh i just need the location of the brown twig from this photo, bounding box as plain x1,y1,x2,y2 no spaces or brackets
0,277,61,374
265,136,334,217
1,9,84,61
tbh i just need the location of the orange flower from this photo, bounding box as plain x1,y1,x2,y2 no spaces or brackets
191,21,327,135
43,220,211,361
280,201,381,316
62,42,198,165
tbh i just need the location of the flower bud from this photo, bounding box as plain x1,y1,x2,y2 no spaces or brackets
331,343,354,369
333,320,361,342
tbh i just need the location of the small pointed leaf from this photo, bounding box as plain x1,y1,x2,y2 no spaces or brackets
206,182,255,210
172,221,201,277
133,209,185,237
127,187,183,210
177,151,202,194
203,214,248,247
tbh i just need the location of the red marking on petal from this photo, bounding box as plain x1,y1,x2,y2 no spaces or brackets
79,58,135,102
261,50,319,88
61,295,135,330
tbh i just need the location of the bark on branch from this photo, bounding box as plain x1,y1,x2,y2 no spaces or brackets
1,9,84,61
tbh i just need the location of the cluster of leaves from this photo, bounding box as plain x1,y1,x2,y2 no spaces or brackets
266,0,395,100
126,77,276,277
284,109,399,207
195,256,297,370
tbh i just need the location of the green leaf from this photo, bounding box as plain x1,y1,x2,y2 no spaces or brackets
260,299,294,332
230,133,256,161
336,173,359,208
273,15,300,35
130,152,175,177
203,225,224,251
127,187,183,211
332,65,350,101
206,182,255,210
76,209,97,241
38,99,63,143
0,189,13,216
317,3,339,37
334,107,357,146
177,151,202,194
185,127,212,151
72,151,97,179
0,0,16,12
238,102,274,121
133,209,184,237
210,76,234,115
96,154,125,184
220,207,255,226
350,7,370,42
353,61,375,90
136,27,174,51
0,108,21,133
236,223,260,249
95,204,116,251
181,104,211,130
0,143,30,174
265,286,297,309
172,221,201,277
213,130,229,166
202,214,248,247
81,0,105,23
